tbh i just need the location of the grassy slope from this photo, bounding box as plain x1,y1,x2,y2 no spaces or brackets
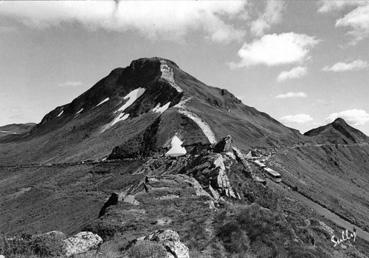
271,144,369,231
0,160,144,235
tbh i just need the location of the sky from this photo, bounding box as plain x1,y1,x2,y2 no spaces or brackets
0,0,369,134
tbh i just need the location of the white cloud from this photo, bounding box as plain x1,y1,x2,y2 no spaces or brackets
275,92,307,99
323,60,368,72
229,33,319,68
327,109,369,126
280,114,313,124
318,0,369,43
277,66,307,82
0,0,248,43
250,0,285,36
317,0,366,13
58,81,83,87
336,4,369,43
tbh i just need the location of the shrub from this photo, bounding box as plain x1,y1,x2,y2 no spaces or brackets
236,205,276,241
127,240,168,258
0,233,65,257
217,222,250,254
30,234,65,257
215,204,299,257
0,233,34,257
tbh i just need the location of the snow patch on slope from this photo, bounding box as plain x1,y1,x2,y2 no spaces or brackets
165,135,187,157
117,88,146,112
100,88,146,133
96,97,109,107
111,113,129,126
101,113,130,133
57,110,64,118
174,97,192,109
177,109,217,144
152,102,171,114
76,108,84,115
160,60,182,93
0,130,17,134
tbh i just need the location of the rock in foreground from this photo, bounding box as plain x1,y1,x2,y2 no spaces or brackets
63,231,103,257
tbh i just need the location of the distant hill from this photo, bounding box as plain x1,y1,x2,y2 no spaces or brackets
304,118,369,144
0,123,35,137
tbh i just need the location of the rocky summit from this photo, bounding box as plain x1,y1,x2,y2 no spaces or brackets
0,57,369,257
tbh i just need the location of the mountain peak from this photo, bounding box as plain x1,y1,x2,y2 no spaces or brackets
129,57,179,70
304,117,368,144
332,117,347,126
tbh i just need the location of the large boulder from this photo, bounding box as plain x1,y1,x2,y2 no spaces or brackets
63,231,102,257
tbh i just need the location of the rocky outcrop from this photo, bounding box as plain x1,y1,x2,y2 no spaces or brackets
102,136,252,219
232,146,253,176
213,154,238,199
63,231,102,257
123,194,140,205
132,229,189,258
185,151,240,200
181,175,212,198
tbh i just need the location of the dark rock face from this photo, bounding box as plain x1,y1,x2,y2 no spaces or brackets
99,193,119,217
213,135,232,153
108,118,162,159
